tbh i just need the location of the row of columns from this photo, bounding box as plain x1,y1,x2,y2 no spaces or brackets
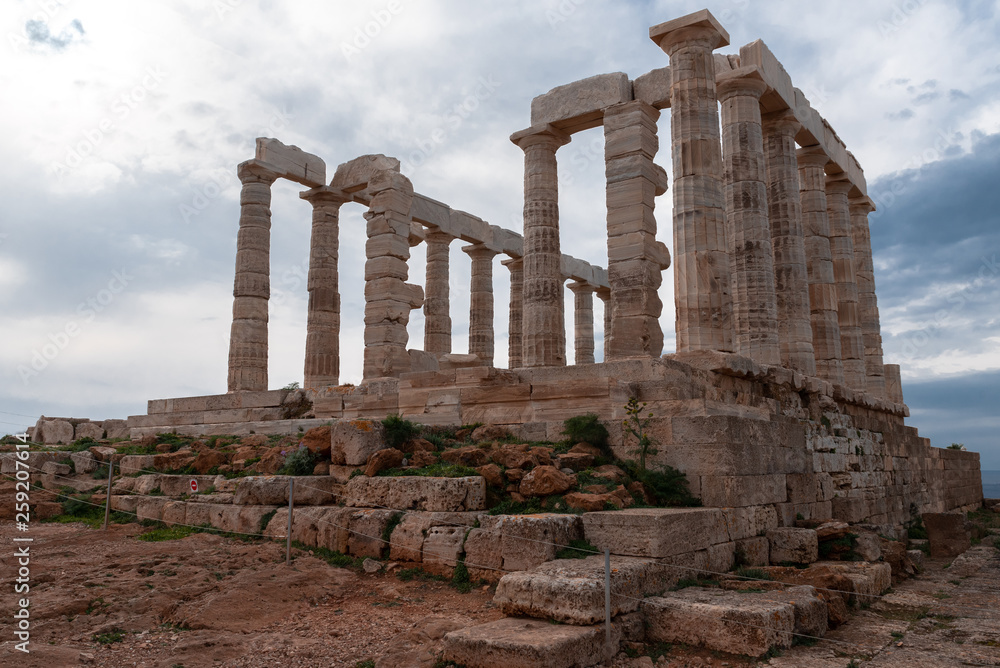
653,18,888,396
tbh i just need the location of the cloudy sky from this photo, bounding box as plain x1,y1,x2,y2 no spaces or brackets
1,0,998,466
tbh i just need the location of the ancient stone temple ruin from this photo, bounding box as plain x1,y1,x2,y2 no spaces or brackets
131,10,981,526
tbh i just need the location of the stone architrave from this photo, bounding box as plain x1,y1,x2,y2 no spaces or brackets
596,286,611,361
568,281,596,365
424,228,454,355
300,186,348,389
363,170,422,379
717,67,780,365
603,100,665,360
650,10,734,353
762,110,816,376
228,160,279,392
798,146,844,386
827,177,866,390
849,197,886,397
463,243,499,367
502,257,524,369
510,125,571,368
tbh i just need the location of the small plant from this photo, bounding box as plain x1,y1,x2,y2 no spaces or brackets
947,442,966,450
93,628,126,644
354,661,375,668
452,561,472,593
283,381,301,390
561,414,610,451
622,397,655,472
734,567,773,582
381,512,404,558
906,515,928,540
382,414,421,449
555,539,600,560
278,445,318,476
621,461,699,507
65,437,97,452
258,509,278,534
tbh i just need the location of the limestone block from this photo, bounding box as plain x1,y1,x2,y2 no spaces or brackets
530,72,633,131
331,154,399,192
821,561,892,602
75,422,104,440
643,588,793,657
582,508,729,558
331,419,387,466
632,66,672,109
706,541,736,574
763,586,829,638
118,455,156,476
700,474,787,507
36,419,74,445
473,514,583,574
161,501,186,526
136,496,169,523
157,475,217,497
494,555,672,624
767,528,818,565
463,528,502,582
422,526,467,576
70,451,98,474
442,617,618,668
347,509,399,558
41,461,71,476
721,505,779,541
0,452,55,475
103,419,129,440
233,476,342,506
853,532,882,562
109,495,140,514
922,512,971,558
343,476,485,512
735,537,770,567
255,137,325,187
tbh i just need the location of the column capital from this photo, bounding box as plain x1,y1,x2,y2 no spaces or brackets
501,255,523,270
796,145,831,168
762,109,801,135
238,159,280,184
849,196,876,215
825,177,854,196
715,66,768,101
424,226,454,245
510,124,571,151
299,185,349,206
567,280,596,295
650,9,730,54
595,285,611,301
462,243,498,260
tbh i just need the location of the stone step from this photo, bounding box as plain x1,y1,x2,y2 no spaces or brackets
494,555,675,625
127,418,330,439
642,586,828,657
441,617,619,668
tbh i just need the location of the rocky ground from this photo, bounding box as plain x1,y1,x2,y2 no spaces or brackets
2,518,999,667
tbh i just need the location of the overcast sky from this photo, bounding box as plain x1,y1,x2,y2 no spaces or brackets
1,0,998,466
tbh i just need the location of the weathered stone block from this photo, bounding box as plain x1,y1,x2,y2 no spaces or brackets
735,536,769,567
465,514,582,580
75,422,104,440
583,508,729,558
922,512,971,558
422,526,467,576
767,528,818,565
530,72,632,131
331,419,386,467
343,476,485,512
442,617,618,668
70,451,98,474
701,474,787,507
232,475,342,506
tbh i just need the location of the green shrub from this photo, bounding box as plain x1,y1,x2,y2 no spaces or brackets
93,628,126,644
258,509,278,533
278,446,318,476
382,414,421,449
622,461,699,507
381,463,480,478
65,437,97,452
906,515,928,540
452,561,472,593
555,539,600,560
734,567,772,581
561,414,610,451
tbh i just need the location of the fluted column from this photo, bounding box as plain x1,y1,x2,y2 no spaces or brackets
849,196,886,396
363,171,423,379
423,229,453,355
502,257,524,369
228,160,279,392
603,101,666,360
762,110,816,376
596,286,611,362
510,126,571,367
568,281,596,365
651,12,733,353
300,186,347,389
826,178,866,390
798,147,844,386
464,243,498,366
717,68,780,365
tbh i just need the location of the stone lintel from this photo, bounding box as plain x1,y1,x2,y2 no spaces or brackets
650,9,731,51
632,66,672,109
254,137,326,187
530,72,634,133
330,154,401,193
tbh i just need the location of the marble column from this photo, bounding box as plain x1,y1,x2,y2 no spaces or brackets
568,281,596,365
423,228,453,355
228,160,279,392
502,257,524,369
651,12,734,353
717,68,780,365
797,147,844,386
849,196,887,397
464,243,498,367
596,286,611,362
300,186,347,389
762,110,816,376
510,125,571,367
363,171,423,379
826,177,866,390
603,100,665,360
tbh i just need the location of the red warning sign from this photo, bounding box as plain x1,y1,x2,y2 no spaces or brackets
190,479,198,493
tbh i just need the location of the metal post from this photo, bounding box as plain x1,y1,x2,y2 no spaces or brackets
604,548,611,656
285,477,294,566
102,459,114,530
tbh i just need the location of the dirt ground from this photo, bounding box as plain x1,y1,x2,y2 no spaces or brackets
2,520,1000,668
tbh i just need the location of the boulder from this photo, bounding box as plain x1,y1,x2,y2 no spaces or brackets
70,451,98,474
42,461,72,476
410,451,439,467
489,444,537,470
36,419,74,445
853,532,882,562
922,512,972,558
474,463,504,488
565,491,621,512
470,424,512,443
519,465,573,497
592,464,626,482
441,446,491,467
331,419,387,467
556,453,594,471
401,438,437,454
300,425,332,457
192,450,228,474
74,422,104,441
569,442,603,457
365,448,405,477
767,528,819,565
